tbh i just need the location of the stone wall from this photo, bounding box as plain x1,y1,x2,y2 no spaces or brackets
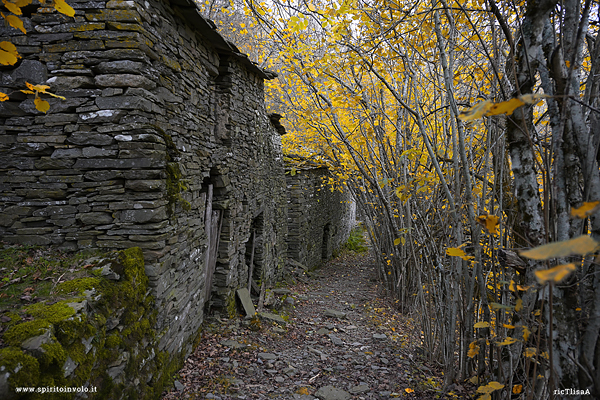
0,0,287,390
286,167,355,269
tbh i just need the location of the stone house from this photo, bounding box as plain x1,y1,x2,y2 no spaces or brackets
0,0,358,396
286,162,356,269
0,0,287,366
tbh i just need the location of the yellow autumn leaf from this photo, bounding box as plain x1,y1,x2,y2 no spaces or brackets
520,235,599,260
446,247,473,260
4,14,26,34
534,263,576,284
2,0,22,15
458,94,546,121
296,387,310,395
405,388,414,393
515,299,523,312
477,394,491,400
14,0,31,6
34,97,50,113
525,347,536,357
503,324,515,329
468,341,480,358
571,201,600,218
522,326,531,341
487,98,524,116
513,384,523,394
477,381,504,394
474,321,491,328
0,40,19,65
307,3,316,12
458,100,492,121
497,336,517,346
26,82,50,92
394,238,401,246
476,214,499,235
54,0,75,17
0,92,8,101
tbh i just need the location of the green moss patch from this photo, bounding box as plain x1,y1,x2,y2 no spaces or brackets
0,247,181,400
56,277,101,296
4,320,52,346
26,301,77,324
0,347,40,388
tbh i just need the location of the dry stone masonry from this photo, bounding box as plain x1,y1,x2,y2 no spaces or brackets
286,165,356,269
0,0,354,397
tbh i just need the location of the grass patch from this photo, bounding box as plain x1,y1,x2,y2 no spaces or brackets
343,226,369,253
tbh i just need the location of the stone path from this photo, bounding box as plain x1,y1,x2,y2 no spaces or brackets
161,252,454,399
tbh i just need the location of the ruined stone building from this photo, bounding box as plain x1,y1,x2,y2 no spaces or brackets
0,0,354,397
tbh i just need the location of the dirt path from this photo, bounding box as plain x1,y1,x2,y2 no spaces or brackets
161,251,463,399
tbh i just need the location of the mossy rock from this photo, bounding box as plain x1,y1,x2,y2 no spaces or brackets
56,277,101,296
0,347,40,389
4,320,52,347
25,301,77,324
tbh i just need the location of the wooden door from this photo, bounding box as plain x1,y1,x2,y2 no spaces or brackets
204,184,222,305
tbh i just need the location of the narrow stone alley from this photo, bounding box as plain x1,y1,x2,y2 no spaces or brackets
161,251,466,399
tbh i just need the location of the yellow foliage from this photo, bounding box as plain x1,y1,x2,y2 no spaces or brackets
477,381,504,394
446,247,473,260
515,299,523,312
476,214,499,235
0,41,20,65
296,387,311,395
525,347,536,357
520,235,599,260
0,92,8,101
512,385,523,394
497,336,517,346
34,97,50,113
458,94,546,121
54,0,75,17
3,13,26,34
571,201,600,218
474,321,490,328
534,263,576,285
468,341,480,358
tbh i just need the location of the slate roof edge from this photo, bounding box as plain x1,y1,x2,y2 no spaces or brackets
169,0,278,80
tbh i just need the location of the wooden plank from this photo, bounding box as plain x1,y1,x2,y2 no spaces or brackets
247,229,255,292
236,288,256,316
203,184,222,305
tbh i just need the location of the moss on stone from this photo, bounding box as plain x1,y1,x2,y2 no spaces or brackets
54,316,90,346
39,342,66,369
0,347,40,388
226,291,237,319
56,277,101,296
4,319,52,346
26,301,76,324
0,247,169,400
105,333,121,348
166,162,191,215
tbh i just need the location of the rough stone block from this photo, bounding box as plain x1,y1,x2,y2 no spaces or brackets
119,207,167,223
79,212,114,225
95,74,156,89
95,95,153,111
85,9,141,23
73,158,159,169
